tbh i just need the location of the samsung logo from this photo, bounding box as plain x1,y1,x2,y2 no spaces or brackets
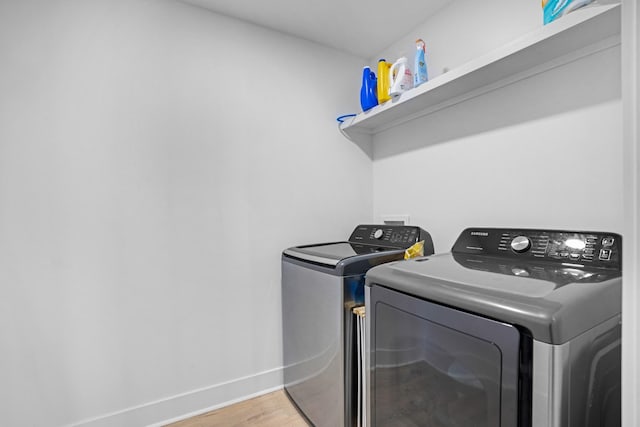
470,231,489,236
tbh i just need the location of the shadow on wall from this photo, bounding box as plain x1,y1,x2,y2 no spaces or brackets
373,45,621,159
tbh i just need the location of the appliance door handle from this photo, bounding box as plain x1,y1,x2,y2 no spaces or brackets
283,249,341,267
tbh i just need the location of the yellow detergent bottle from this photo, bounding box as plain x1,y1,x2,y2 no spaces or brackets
377,59,392,103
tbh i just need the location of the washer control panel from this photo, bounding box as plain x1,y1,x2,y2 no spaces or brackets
348,224,433,251
452,228,621,270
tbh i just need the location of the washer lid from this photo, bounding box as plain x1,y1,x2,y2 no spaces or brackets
283,242,402,267
366,253,621,344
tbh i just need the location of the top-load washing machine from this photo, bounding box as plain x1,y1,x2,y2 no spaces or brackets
282,224,434,427
365,227,621,427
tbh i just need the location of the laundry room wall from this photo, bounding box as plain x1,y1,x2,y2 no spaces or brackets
370,0,624,252
0,1,370,426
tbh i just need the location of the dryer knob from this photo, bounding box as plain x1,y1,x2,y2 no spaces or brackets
373,229,384,239
511,236,531,253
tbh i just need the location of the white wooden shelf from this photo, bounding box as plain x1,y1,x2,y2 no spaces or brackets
341,3,621,138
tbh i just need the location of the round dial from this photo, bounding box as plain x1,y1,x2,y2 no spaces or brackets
511,236,531,253
373,229,384,239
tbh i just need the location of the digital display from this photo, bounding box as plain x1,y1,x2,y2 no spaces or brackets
564,239,586,250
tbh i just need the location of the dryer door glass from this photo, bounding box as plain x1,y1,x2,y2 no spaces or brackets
369,285,521,427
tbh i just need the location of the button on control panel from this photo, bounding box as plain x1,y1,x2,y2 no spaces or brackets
599,248,612,261
602,237,615,247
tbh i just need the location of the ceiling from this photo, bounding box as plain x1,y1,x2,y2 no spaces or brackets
180,0,454,58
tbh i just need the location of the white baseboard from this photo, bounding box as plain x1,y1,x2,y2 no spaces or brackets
66,367,284,427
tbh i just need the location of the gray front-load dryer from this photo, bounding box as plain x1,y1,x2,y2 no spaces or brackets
365,228,622,427
282,224,434,427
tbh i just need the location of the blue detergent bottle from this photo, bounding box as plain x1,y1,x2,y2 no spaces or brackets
414,39,428,87
360,67,378,111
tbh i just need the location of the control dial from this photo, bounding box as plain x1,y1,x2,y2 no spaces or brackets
511,236,531,253
373,229,384,239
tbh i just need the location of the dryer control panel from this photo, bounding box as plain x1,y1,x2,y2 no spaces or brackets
452,228,621,270
349,224,434,253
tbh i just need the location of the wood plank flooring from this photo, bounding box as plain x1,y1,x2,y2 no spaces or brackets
166,390,310,427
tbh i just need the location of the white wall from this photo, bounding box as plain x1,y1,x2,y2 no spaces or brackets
0,1,370,426
371,1,623,252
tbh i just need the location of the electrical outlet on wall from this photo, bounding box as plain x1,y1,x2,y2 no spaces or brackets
381,214,410,226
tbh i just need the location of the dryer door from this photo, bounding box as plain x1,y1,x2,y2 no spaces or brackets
367,285,524,427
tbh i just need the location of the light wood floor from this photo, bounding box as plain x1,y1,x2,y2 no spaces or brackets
166,390,310,427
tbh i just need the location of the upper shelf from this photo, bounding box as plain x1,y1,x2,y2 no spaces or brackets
341,3,621,138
